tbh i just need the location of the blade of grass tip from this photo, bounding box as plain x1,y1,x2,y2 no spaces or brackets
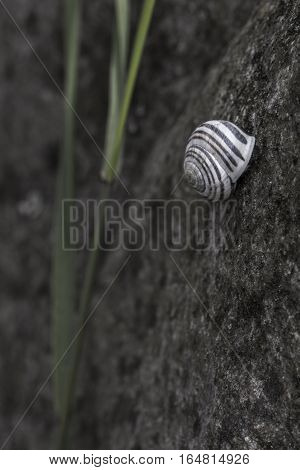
102,0,156,183
57,0,131,448
52,0,81,418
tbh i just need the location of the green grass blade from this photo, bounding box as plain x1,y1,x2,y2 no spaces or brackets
57,185,109,449
102,0,156,182
57,0,156,447
57,0,130,447
104,0,130,168
52,0,81,416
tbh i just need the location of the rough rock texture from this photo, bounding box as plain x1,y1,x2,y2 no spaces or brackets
0,0,299,450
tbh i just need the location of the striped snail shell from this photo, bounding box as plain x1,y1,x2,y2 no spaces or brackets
184,120,255,201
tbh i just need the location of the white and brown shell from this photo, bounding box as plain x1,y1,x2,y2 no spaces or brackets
184,120,255,201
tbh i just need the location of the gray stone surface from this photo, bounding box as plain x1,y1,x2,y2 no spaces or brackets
0,0,299,449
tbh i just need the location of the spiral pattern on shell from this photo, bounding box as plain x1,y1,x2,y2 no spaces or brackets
184,120,255,201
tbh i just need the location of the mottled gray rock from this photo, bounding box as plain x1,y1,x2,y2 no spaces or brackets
0,0,299,450
89,0,300,450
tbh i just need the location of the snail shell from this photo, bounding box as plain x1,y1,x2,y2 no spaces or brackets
184,120,255,201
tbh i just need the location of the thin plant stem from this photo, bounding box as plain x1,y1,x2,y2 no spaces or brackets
104,0,130,163
102,0,156,182
57,185,109,449
52,0,81,417
57,0,130,448
57,0,156,448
